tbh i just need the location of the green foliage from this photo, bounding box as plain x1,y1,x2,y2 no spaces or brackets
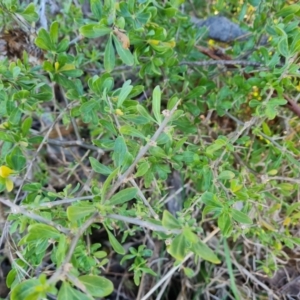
1,0,300,298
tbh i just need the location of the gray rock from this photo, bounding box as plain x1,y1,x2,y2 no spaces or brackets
191,16,248,42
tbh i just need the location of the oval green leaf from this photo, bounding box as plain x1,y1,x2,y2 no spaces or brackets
106,228,125,254
112,35,134,66
78,275,114,297
152,85,162,124
104,35,115,72
109,187,137,205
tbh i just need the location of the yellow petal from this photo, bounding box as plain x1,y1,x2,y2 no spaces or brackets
0,166,14,178
54,62,60,71
147,39,160,45
5,178,13,192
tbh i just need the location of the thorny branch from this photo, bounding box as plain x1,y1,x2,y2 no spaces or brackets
46,102,180,286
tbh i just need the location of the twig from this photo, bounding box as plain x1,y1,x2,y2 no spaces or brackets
284,94,300,119
106,214,181,234
129,178,158,218
264,176,300,184
141,227,220,300
212,117,258,170
47,212,97,284
235,263,279,299
106,101,180,200
38,0,48,30
34,195,94,208
77,150,103,196
0,198,70,235
180,60,264,67
69,35,84,45
161,183,189,206
14,102,79,205
47,139,105,154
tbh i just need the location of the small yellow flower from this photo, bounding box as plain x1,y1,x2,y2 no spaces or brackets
115,109,124,116
283,217,291,226
0,166,14,178
208,39,215,46
0,166,15,192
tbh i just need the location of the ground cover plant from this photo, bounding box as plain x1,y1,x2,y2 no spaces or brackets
0,0,300,299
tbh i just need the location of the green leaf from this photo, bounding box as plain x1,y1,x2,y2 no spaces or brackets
192,240,221,264
231,209,253,224
183,267,195,278
78,275,113,297
0,131,14,142
8,107,22,125
167,233,186,261
93,24,112,36
268,98,287,106
202,205,223,217
56,234,67,267
20,3,38,22
162,210,182,229
218,213,233,237
276,4,300,17
60,67,83,78
50,21,59,44
186,86,206,99
201,192,222,207
57,38,70,52
119,125,145,139
11,279,40,300
183,227,199,244
278,182,295,191
43,61,54,72
101,168,119,203
137,104,156,123
105,227,125,254
57,282,91,300
13,90,30,101
109,187,137,205
152,85,162,124
278,37,289,57
218,170,235,180
22,182,42,192
32,84,53,101
113,136,127,168
6,147,26,171
89,157,112,175
135,161,150,177
21,117,32,136
67,203,95,222
26,224,61,241
206,137,227,156
80,24,111,38
35,28,53,51
80,100,99,114
90,0,103,19
104,35,115,72
112,35,134,66
117,80,133,107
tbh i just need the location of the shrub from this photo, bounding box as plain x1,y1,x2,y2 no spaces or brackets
0,0,300,299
